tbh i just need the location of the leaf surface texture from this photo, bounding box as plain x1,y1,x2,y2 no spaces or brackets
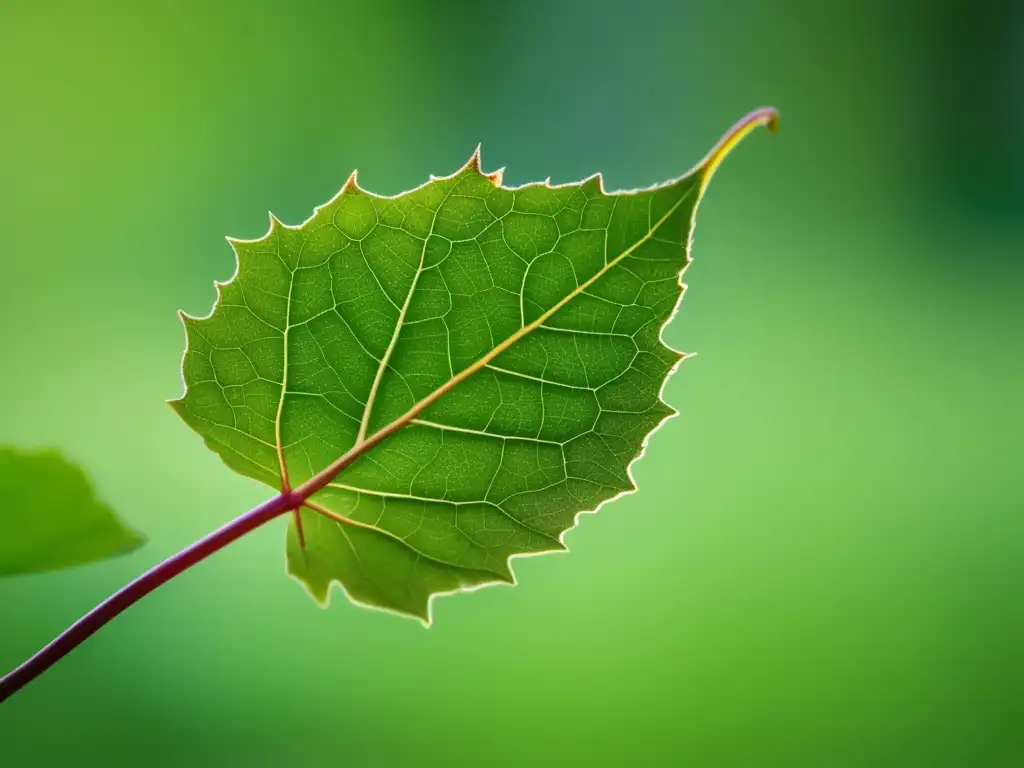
172,112,775,621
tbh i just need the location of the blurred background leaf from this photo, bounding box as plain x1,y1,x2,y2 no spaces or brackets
0,447,144,576
0,0,1020,766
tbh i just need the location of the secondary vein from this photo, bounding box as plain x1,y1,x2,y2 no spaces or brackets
355,185,458,445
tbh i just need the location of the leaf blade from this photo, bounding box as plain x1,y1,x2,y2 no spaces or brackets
173,109,777,621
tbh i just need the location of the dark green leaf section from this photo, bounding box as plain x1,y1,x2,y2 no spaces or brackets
0,447,145,577
173,152,708,623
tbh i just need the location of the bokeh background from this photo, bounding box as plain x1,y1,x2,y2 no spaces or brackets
1,1,1021,765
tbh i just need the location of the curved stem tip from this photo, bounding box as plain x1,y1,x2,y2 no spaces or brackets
699,106,779,190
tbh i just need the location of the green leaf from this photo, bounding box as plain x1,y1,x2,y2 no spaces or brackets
171,109,777,623
0,447,145,576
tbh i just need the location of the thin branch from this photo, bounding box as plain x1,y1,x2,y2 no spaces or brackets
0,489,300,704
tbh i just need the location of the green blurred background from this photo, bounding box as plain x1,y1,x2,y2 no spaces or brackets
1,0,1021,765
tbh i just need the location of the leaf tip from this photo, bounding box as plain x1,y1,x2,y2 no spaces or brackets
485,167,505,187
582,172,604,193
267,211,284,234
465,143,483,173
342,169,359,193
122,528,148,552
698,106,779,189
